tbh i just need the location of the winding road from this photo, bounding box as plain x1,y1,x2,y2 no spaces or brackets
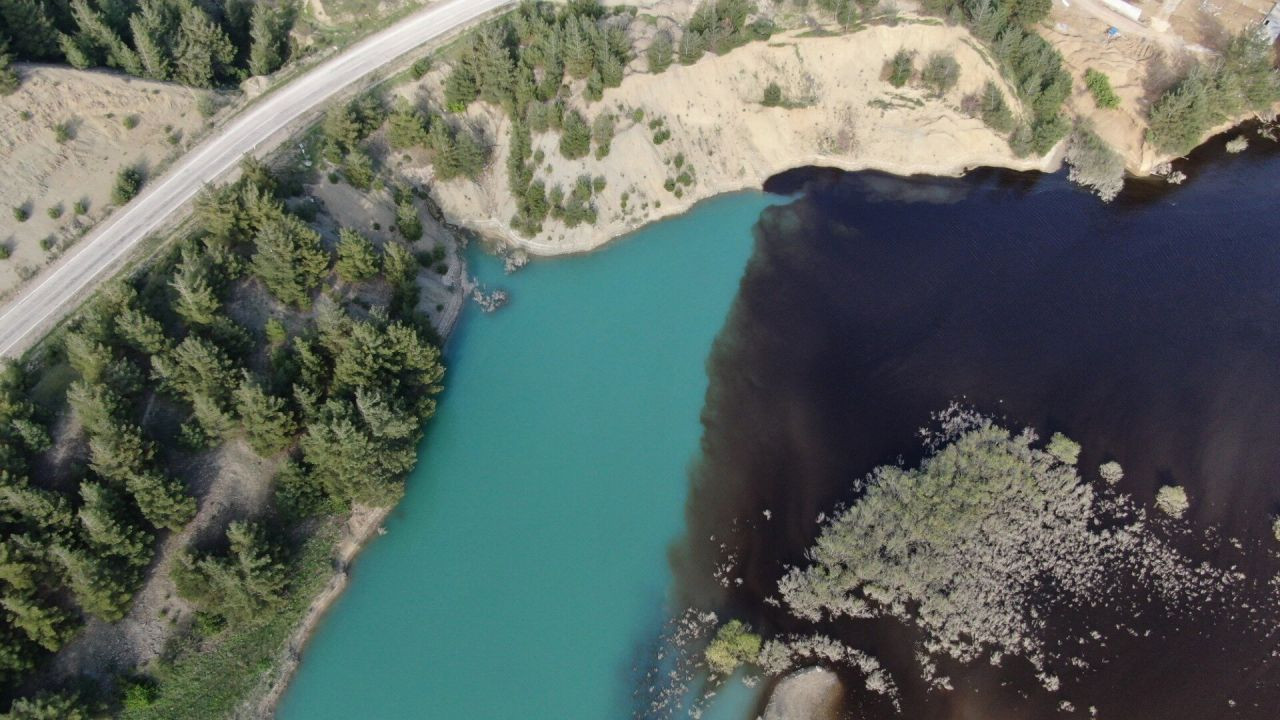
0,0,511,358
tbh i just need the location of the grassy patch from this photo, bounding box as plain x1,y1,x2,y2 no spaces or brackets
120,523,339,720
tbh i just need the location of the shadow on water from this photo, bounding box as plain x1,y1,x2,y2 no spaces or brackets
673,127,1280,719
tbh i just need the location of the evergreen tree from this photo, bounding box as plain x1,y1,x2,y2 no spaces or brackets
599,47,623,87
124,470,194,531
54,545,139,621
249,212,330,307
69,0,142,74
152,335,238,402
248,1,286,76
0,37,19,94
442,56,479,111
115,308,170,356
0,0,61,59
86,420,150,482
558,109,591,159
173,1,235,87
234,376,296,454
341,149,375,190
647,31,673,73
0,475,74,534
0,592,75,651
322,102,361,157
386,98,429,150
172,521,287,621
128,0,180,80
170,246,221,326
2,691,89,720
300,398,416,506
334,228,379,283
584,67,603,101
562,15,594,78
65,380,120,438
59,32,96,69
62,331,112,385
473,26,514,106
394,199,422,242
76,483,151,562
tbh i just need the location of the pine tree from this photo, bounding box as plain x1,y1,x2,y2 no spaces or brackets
562,15,594,78
234,376,297,454
2,690,89,719
599,48,623,88
250,212,330,307
172,521,287,621
646,31,672,73
173,1,235,87
76,483,152,563
152,335,238,402
66,380,121,438
58,33,96,69
0,591,75,651
473,26,514,106
62,331,112,385
0,475,74,534
69,0,142,74
170,247,221,327
54,545,139,621
558,109,591,159
115,308,170,356
0,0,62,59
322,102,364,161
334,229,379,283
394,199,422,242
125,470,195,530
443,56,479,111
248,1,286,76
128,0,180,81
87,420,150,481
0,37,19,95
385,98,428,150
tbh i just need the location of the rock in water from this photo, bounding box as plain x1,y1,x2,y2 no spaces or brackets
763,667,843,720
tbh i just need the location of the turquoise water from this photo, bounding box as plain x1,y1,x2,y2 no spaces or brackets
277,192,779,719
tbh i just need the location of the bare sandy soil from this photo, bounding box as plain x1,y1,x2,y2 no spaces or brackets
0,66,207,298
410,20,1058,257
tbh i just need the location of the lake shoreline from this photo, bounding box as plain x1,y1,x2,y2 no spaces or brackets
260,116,1264,716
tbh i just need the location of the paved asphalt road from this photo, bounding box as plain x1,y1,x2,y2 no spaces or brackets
0,0,511,358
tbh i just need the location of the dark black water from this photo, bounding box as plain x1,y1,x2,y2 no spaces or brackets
676,131,1280,719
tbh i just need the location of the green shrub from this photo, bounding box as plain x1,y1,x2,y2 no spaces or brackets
762,81,783,107
921,52,959,95
52,120,72,143
0,245,10,260
13,205,29,222
410,56,433,80
887,49,913,87
705,620,762,675
1064,124,1125,202
1084,68,1119,109
111,166,143,205
592,113,615,158
73,198,88,215
47,204,63,220
123,114,139,129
